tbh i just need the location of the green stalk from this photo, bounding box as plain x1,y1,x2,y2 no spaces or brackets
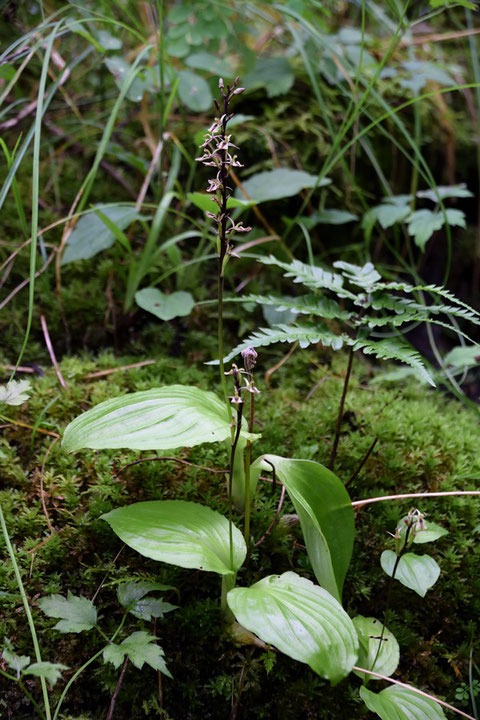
243,392,255,551
0,505,51,719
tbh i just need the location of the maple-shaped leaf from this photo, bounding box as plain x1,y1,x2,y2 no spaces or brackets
38,592,97,633
24,662,68,686
103,631,172,677
2,641,30,678
0,380,31,406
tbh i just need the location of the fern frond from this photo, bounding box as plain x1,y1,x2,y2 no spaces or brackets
351,338,435,386
207,323,347,365
333,260,382,291
236,293,352,320
375,282,480,319
259,256,354,298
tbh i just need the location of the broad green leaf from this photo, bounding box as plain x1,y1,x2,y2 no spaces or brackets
135,288,195,321
62,205,148,264
178,70,212,111
376,203,411,229
102,500,246,575
227,572,358,685
187,192,254,214
103,631,171,677
96,30,122,51
360,685,447,720
244,57,294,97
2,645,30,677
444,345,480,369
62,385,258,453
312,209,358,225
252,456,354,602
235,169,331,204
353,616,399,681
127,597,177,621
0,379,31,406
25,662,68,686
38,592,97,633
417,184,473,202
185,51,232,76
381,550,440,597
413,521,448,545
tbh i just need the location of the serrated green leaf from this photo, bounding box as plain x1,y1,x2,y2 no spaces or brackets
102,500,246,575
352,338,435,387
25,662,68,686
252,456,354,602
417,184,473,201
177,70,212,111
38,592,97,633
406,209,465,251
334,261,382,291
235,169,330,204
128,597,178,621
62,385,258,453
227,572,358,685
353,616,399,681
360,685,447,720
2,646,30,677
135,288,195,321
381,550,440,597
236,293,350,321
103,631,172,677
117,581,173,610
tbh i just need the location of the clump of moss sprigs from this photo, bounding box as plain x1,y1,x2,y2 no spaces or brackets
1,348,479,719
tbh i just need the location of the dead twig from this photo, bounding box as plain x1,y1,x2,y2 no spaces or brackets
82,360,157,380
40,315,66,389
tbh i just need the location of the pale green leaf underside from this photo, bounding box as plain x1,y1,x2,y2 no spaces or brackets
227,572,358,685
360,685,447,720
102,500,246,575
135,288,195,321
24,662,68,686
62,385,258,452
353,616,399,681
235,169,331,204
253,455,354,602
381,550,440,597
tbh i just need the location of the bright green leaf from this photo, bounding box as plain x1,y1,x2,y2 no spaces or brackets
117,581,177,620
187,192,254,214
407,209,466,251
444,345,480,369
25,662,68,686
102,500,246,575
62,385,259,453
312,209,358,225
135,288,195,321
235,169,330,204
353,616,399,681
38,592,97,633
103,631,172,677
227,572,358,685
244,57,294,97
360,685,447,719
380,550,440,597
412,521,448,544
177,70,212,111
185,51,232,76
252,455,354,602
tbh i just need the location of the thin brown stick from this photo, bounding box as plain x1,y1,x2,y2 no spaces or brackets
39,436,58,534
353,666,475,720
265,342,298,388
304,376,327,401
0,365,36,374
403,26,480,47
352,490,480,508
82,360,156,379
0,414,59,438
135,136,164,211
345,437,378,488
0,250,55,311
91,545,125,603
40,315,66,389
254,484,286,547
0,238,32,272
114,455,228,478
106,657,129,720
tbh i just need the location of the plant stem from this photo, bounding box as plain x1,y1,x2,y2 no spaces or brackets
18,679,48,720
243,392,255,551
106,657,129,720
328,346,354,470
345,437,378,488
218,273,230,418
0,503,51,719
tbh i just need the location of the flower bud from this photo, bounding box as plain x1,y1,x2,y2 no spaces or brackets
241,346,258,371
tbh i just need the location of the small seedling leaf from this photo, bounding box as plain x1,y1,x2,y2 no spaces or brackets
2,646,30,677
381,550,440,597
353,616,400,680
